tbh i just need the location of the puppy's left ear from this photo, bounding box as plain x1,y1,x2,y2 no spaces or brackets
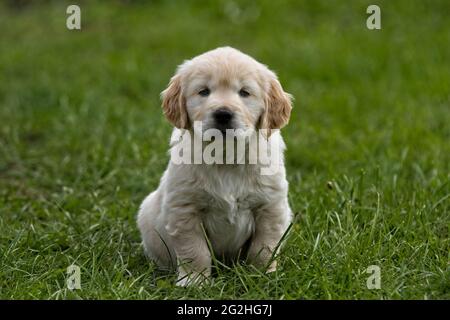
161,74,189,129
260,77,293,136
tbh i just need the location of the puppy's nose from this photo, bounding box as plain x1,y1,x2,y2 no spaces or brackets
213,107,234,125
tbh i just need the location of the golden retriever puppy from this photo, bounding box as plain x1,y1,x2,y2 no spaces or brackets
137,47,293,286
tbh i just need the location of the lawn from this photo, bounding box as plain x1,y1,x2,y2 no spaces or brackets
0,0,448,299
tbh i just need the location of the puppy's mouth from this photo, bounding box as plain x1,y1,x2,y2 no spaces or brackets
203,118,251,137
215,123,235,135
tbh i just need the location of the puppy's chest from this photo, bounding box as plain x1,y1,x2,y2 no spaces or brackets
198,167,268,214
203,192,260,217
200,192,260,256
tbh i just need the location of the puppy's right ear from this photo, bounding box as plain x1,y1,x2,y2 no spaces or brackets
161,74,189,129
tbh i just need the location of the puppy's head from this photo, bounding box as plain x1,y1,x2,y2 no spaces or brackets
161,47,292,136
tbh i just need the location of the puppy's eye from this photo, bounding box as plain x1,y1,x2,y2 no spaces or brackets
239,89,250,97
198,88,210,97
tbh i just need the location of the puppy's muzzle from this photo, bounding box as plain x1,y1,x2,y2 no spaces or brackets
213,107,234,132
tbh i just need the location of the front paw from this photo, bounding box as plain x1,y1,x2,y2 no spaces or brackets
247,247,277,273
176,270,210,287
265,260,277,273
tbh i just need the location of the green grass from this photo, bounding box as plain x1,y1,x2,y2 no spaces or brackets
0,0,449,299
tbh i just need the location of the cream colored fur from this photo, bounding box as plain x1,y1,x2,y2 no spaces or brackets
137,47,293,286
